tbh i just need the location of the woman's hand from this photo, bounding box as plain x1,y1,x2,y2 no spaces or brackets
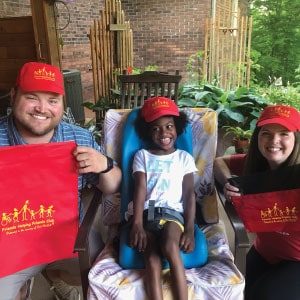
223,182,241,203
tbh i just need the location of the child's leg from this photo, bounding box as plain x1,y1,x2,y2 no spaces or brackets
143,231,163,300
161,222,187,300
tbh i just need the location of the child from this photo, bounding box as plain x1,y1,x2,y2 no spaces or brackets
130,96,198,300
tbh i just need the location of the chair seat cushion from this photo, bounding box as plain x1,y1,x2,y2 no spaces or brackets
119,224,208,269
88,221,245,300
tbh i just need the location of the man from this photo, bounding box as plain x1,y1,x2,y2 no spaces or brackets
0,62,121,300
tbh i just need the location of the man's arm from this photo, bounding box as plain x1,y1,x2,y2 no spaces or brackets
97,164,121,194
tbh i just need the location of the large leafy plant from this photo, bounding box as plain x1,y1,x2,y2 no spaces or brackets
178,84,269,130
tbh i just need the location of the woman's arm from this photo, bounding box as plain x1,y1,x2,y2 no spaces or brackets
214,156,233,186
214,156,241,202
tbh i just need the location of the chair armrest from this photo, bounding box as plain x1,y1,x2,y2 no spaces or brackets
215,181,250,274
74,188,105,300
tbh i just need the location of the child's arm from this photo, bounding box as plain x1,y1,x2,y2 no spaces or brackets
130,171,147,251
180,172,195,253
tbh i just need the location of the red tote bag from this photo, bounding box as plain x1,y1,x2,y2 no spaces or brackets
0,141,78,278
229,164,300,233
232,189,300,232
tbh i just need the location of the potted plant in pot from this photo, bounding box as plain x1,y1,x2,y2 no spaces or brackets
223,126,253,154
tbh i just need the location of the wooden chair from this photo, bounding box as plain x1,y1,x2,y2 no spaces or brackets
74,107,251,300
74,187,105,299
118,70,182,108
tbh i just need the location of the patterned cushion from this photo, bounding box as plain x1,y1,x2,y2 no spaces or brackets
88,221,245,300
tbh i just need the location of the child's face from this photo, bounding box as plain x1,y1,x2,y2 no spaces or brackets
149,116,177,154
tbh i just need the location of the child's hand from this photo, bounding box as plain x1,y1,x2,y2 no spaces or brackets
180,230,194,253
130,223,147,252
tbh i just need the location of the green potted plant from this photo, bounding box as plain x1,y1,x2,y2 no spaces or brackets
82,96,119,129
223,126,253,154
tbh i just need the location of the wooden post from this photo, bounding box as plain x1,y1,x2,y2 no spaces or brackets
30,0,61,68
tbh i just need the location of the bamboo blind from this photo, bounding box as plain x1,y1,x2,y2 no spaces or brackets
90,0,133,103
204,6,252,89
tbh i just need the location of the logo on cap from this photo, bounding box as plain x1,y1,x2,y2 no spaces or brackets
151,98,172,110
269,106,291,119
34,67,56,82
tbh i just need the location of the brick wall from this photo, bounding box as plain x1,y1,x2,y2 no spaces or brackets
59,0,212,102
46,1,105,104
0,0,31,16
121,0,209,78
0,0,248,104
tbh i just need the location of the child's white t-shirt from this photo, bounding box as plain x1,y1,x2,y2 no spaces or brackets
132,149,198,213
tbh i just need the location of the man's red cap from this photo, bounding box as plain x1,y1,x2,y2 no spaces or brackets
257,105,300,132
16,62,65,96
141,96,179,122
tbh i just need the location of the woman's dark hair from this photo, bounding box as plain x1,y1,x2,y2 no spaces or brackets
243,128,300,175
134,110,189,141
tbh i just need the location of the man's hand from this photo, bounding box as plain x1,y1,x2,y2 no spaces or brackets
73,146,107,174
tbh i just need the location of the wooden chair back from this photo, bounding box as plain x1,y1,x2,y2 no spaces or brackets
118,70,181,108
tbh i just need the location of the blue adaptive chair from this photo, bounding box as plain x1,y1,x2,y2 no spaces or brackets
118,108,208,269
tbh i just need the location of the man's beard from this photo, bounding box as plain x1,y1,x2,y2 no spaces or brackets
12,113,62,138
19,121,56,137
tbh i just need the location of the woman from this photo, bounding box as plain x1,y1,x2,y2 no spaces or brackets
214,104,300,300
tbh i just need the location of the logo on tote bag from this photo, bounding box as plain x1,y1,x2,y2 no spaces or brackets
229,165,300,232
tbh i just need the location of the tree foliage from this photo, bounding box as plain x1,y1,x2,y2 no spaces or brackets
250,0,300,86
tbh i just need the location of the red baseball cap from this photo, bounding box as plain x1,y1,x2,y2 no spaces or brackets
141,96,179,122
16,62,65,95
257,105,300,132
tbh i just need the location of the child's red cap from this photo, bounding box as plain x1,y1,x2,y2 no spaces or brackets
141,96,179,122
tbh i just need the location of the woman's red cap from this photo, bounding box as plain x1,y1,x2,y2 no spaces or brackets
257,105,300,132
